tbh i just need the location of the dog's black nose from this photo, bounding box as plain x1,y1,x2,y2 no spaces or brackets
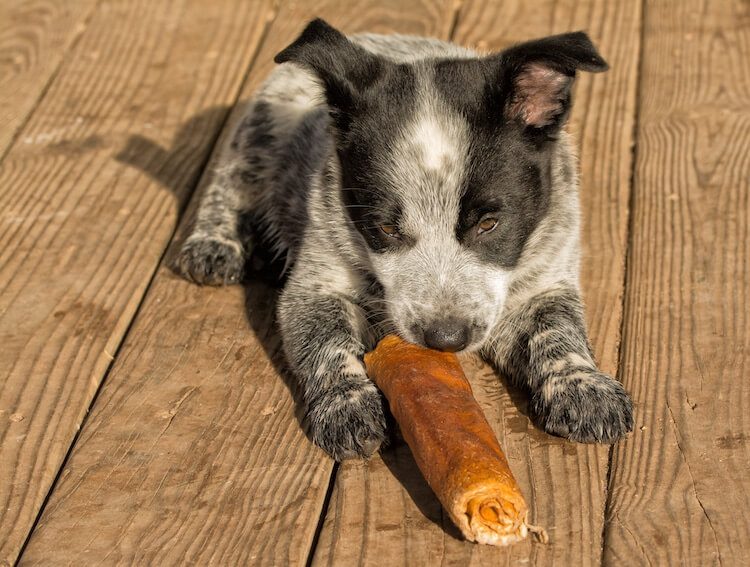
423,320,470,352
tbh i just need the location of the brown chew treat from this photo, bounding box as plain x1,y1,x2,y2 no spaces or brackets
365,335,546,546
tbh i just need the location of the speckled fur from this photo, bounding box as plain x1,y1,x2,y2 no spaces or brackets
177,21,633,460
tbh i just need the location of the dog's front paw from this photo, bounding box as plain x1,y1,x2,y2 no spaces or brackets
307,377,387,461
532,371,633,443
176,235,244,285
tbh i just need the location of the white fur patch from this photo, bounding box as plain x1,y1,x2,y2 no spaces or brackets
542,371,601,402
490,269,511,302
410,114,456,170
341,352,365,377
541,352,595,375
567,352,593,368
542,358,570,375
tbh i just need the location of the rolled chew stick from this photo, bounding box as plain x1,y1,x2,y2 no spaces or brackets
365,335,546,546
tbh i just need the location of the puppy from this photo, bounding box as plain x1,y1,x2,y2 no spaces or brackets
177,19,634,460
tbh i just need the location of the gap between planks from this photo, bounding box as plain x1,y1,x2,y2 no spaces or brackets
599,0,648,562
0,0,276,563
0,0,100,161
13,4,280,564
17,2,460,565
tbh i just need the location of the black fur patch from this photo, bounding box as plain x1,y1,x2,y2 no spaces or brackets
455,126,551,267
433,32,607,266
274,18,387,130
432,59,553,267
334,63,419,252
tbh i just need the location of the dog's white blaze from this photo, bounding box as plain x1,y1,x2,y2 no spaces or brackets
411,114,455,170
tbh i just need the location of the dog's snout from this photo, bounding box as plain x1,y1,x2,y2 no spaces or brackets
423,319,470,352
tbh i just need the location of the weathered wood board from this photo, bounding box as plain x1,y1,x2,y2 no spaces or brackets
0,0,271,563
603,0,750,564
0,0,99,158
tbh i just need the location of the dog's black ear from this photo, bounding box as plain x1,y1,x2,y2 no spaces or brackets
498,32,608,130
274,19,385,117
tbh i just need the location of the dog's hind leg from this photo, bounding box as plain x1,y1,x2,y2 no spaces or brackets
176,171,248,285
176,101,277,286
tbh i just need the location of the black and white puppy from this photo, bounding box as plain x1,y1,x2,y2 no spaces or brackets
177,19,634,460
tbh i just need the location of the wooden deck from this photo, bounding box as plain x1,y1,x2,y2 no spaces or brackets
0,0,747,564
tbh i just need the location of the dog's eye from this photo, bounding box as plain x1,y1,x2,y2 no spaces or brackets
379,225,401,239
477,217,498,235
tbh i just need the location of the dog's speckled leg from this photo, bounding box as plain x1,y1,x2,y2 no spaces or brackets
278,283,385,460
485,286,633,443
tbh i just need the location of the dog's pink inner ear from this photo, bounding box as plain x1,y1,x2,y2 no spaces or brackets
506,62,570,128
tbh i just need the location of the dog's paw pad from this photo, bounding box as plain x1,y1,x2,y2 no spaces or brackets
176,236,244,286
308,381,387,461
533,371,633,443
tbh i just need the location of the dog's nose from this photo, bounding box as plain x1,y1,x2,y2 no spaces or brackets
423,319,470,352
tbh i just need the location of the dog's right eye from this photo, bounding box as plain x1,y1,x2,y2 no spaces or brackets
477,216,499,235
379,224,401,239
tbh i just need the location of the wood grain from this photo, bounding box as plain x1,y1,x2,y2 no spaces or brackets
0,0,99,158
19,1,459,565
313,0,642,565
0,0,272,563
604,0,750,564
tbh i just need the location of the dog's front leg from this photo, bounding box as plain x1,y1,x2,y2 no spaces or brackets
278,286,385,461
484,286,633,443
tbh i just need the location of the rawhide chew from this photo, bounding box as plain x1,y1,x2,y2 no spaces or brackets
364,334,546,546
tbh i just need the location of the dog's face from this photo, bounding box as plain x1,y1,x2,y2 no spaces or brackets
276,20,607,351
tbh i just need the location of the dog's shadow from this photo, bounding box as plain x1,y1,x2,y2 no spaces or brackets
116,106,535,542
116,103,310,434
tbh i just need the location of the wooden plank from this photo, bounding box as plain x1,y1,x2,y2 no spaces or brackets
0,0,99,158
603,0,750,564
0,1,272,563
19,1,458,565
312,0,642,565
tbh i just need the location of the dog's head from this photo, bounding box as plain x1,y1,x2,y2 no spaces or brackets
276,19,607,352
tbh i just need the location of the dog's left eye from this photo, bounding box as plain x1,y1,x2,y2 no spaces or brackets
477,217,498,235
379,224,402,239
